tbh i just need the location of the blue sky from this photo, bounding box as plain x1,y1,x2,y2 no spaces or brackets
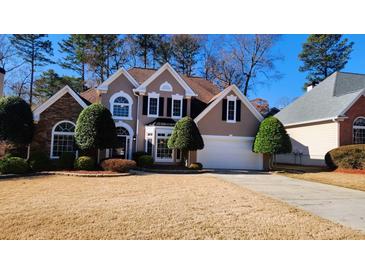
46,34,365,108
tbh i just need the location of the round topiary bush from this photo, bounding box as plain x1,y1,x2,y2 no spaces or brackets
325,144,365,170
0,157,29,174
74,156,95,171
100,158,136,172
189,162,203,170
137,155,154,167
29,151,51,171
133,151,149,162
0,96,34,145
57,152,76,170
75,104,117,151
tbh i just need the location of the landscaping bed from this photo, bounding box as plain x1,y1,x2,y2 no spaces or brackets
0,174,363,240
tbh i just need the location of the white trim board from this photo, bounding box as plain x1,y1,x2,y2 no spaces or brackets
33,85,88,122
97,68,139,92
194,85,263,123
133,63,197,97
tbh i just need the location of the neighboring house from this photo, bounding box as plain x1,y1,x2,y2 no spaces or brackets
275,72,365,166
31,63,264,170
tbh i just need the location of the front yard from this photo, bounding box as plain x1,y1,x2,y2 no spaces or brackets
276,164,365,192
0,174,363,240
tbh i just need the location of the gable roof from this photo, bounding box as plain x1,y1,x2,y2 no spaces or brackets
275,72,365,126
194,85,264,123
128,67,220,104
132,63,197,97
97,68,139,91
33,85,88,121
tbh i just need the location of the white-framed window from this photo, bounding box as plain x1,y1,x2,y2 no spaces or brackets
353,117,365,144
109,91,133,120
160,81,173,92
227,95,237,123
156,131,173,161
171,94,183,119
148,92,159,117
50,121,76,159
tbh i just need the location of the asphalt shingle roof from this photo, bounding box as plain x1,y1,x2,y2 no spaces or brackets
275,72,365,125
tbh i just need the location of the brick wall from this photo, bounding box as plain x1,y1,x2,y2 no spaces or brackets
31,93,84,156
340,95,365,146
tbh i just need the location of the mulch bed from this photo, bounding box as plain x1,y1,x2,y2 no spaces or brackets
60,170,118,175
335,169,365,175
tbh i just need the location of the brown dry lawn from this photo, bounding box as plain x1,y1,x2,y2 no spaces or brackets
0,174,363,240
281,171,365,192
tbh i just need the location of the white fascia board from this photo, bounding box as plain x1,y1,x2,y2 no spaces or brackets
283,117,340,127
338,90,365,116
133,63,197,97
33,85,88,121
97,68,139,91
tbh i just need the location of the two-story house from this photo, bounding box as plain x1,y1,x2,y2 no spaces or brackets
31,63,264,170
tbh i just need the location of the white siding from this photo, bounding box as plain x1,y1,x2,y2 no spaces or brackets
276,121,339,166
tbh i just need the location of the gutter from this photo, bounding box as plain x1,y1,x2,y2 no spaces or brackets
283,116,346,127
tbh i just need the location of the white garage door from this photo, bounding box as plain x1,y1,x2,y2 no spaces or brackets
197,135,263,170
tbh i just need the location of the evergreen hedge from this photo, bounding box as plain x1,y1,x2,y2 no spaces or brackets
325,144,365,170
75,104,117,151
0,96,34,145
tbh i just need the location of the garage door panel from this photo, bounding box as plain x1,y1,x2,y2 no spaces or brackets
197,135,262,170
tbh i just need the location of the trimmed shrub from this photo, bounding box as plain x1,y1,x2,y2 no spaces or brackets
133,151,149,162
75,104,117,150
57,152,76,170
74,156,95,171
100,158,136,173
168,117,204,151
0,96,34,145
325,145,365,170
29,151,51,171
138,155,154,167
0,157,29,174
189,162,203,170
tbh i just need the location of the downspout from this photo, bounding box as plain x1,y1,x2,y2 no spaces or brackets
135,93,140,152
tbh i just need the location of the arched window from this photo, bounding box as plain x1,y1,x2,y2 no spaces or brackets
51,121,76,159
116,127,129,136
113,96,130,118
353,117,365,144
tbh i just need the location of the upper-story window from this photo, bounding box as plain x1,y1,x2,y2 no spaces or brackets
171,94,183,119
160,81,173,92
148,92,159,117
227,95,237,123
222,95,241,123
353,117,365,144
110,91,133,120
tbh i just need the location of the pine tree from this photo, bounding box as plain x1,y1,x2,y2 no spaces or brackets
171,34,201,76
299,34,354,87
132,34,161,68
58,34,89,89
33,69,83,101
10,35,54,105
154,35,173,66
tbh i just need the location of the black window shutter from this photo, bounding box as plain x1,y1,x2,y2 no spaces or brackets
142,96,148,115
182,99,187,117
236,100,241,121
222,99,227,121
167,98,172,117
159,97,164,116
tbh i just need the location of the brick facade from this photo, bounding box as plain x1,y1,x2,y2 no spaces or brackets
339,95,365,146
30,93,84,156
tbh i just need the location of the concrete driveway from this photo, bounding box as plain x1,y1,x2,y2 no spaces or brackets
211,172,365,233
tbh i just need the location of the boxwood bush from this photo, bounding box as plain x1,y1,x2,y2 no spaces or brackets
29,151,51,171
0,157,29,174
74,156,95,170
100,158,136,172
325,144,365,170
137,155,154,167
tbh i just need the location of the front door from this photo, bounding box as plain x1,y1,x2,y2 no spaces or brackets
155,130,173,163
113,136,128,159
